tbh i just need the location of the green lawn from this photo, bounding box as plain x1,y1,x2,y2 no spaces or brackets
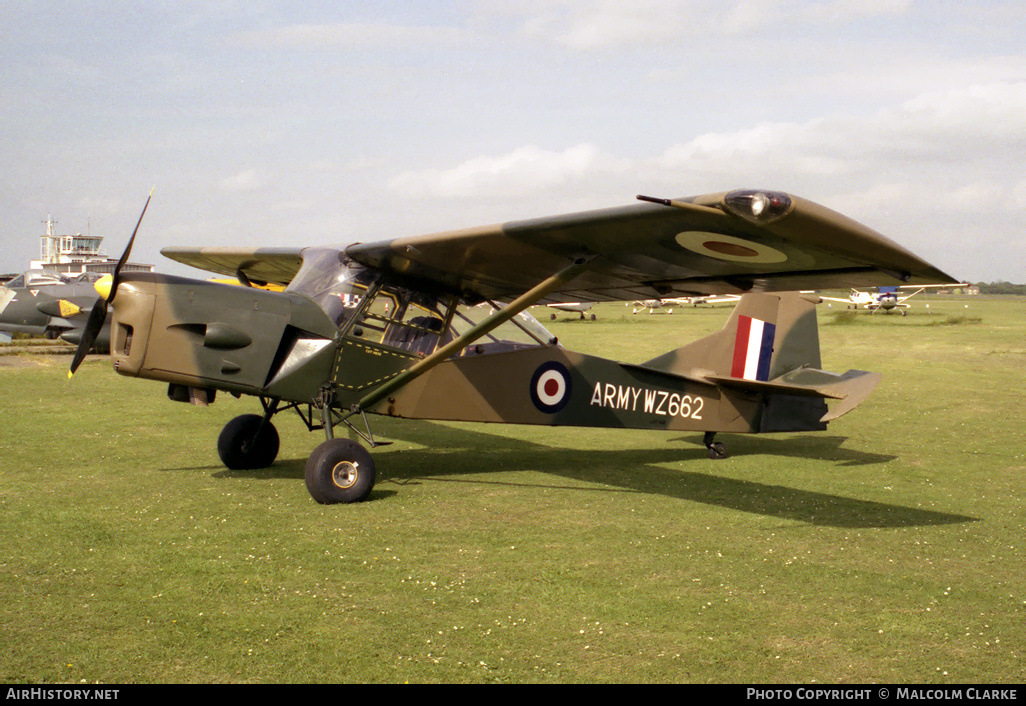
1,295,1023,683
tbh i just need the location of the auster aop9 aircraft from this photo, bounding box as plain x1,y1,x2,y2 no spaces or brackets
68,189,958,504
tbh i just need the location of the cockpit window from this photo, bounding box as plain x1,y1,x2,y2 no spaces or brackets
30,272,65,286
286,247,559,357
447,302,555,356
285,248,376,326
7,271,68,288
72,272,105,284
352,286,451,354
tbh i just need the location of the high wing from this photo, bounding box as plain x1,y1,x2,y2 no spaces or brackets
893,284,966,303
345,190,957,303
161,247,304,288
162,190,958,302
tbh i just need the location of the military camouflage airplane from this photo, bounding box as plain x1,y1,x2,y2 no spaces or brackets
68,189,958,504
0,270,110,348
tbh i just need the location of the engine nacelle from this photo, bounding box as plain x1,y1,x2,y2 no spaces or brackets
109,273,337,403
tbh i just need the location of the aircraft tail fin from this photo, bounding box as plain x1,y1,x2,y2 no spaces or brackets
641,292,880,427
642,292,822,380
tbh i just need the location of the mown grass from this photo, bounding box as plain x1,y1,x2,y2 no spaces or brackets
1,295,1023,683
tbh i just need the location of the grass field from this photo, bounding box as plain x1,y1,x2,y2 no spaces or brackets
1,295,1023,683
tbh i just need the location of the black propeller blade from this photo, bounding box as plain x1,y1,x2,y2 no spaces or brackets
68,189,153,378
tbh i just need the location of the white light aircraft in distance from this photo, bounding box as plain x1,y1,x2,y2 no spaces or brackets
820,284,967,315
630,295,741,314
545,302,597,319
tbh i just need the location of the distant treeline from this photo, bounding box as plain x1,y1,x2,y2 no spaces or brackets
975,281,1026,295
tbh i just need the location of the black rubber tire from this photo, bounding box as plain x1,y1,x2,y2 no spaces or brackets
304,438,376,504
707,442,728,460
217,414,280,470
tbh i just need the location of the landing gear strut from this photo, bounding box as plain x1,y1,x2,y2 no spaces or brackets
703,431,728,460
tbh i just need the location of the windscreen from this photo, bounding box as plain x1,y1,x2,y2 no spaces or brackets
285,248,376,327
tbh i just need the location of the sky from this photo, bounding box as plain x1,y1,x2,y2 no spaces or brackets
1,0,1024,284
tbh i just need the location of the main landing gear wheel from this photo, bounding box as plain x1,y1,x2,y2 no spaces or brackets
304,438,376,504
217,414,280,470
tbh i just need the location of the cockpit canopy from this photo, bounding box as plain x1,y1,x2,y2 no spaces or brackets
285,247,557,358
4,270,106,289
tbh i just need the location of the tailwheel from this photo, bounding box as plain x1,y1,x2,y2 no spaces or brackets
304,438,376,504
707,442,728,460
217,414,280,470
703,431,729,460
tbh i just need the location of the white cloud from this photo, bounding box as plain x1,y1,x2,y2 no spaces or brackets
388,78,1025,216
1011,179,1026,210
892,82,1026,143
75,196,125,217
220,169,269,192
381,77,1023,279
658,80,1026,177
228,23,467,50
390,144,630,198
802,0,911,24
513,0,720,48
498,0,916,48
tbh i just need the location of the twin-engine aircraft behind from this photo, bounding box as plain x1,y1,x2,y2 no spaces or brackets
69,189,958,504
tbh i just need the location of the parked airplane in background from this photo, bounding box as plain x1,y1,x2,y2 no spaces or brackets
630,295,741,314
545,302,597,319
820,284,963,315
0,270,109,348
68,188,958,505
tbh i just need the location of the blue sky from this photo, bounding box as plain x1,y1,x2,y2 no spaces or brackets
2,1,1024,283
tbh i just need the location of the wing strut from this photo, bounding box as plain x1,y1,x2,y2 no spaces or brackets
353,255,596,414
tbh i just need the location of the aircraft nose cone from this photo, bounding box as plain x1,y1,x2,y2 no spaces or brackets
94,274,113,300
